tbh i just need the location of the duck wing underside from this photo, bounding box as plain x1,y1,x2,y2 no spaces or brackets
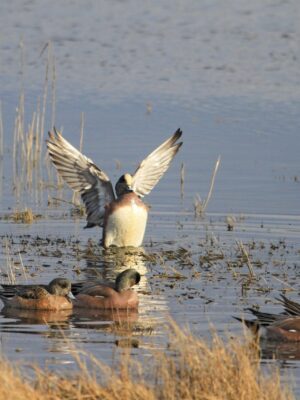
131,129,182,197
47,128,115,228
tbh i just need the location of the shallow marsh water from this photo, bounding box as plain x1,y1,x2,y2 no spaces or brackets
0,0,300,396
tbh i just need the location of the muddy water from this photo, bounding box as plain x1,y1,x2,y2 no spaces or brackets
0,0,300,396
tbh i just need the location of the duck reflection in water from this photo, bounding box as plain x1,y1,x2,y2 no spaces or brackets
82,245,149,289
71,308,139,331
0,307,72,329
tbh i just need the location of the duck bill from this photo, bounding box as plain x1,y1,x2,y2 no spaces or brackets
68,291,76,300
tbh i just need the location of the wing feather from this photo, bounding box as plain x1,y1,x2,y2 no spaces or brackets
47,128,115,227
131,129,182,197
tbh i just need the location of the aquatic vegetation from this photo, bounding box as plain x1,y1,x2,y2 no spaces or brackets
0,208,42,224
11,208,36,224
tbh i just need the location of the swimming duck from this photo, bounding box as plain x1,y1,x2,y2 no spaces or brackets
234,294,300,342
73,268,140,310
0,278,74,311
47,128,182,248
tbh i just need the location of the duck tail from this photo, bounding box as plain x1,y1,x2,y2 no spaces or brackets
233,316,260,335
276,294,300,316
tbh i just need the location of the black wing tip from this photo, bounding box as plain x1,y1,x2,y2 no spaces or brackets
174,128,183,140
53,126,60,136
170,129,183,151
84,222,97,229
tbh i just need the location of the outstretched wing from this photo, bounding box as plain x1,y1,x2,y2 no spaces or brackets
47,128,115,227
131,129,182,197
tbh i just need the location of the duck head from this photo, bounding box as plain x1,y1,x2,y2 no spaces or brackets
115,173,133,197
115,269,141,292
48,278,75,299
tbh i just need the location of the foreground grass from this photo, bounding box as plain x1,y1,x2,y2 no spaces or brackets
0,323,294,400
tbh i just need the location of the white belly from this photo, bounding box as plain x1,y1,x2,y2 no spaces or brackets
103,202,148,247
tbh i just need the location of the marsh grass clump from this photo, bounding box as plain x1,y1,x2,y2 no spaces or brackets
0,322,293,400
11,208,36,224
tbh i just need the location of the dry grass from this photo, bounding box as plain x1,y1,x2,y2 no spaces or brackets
0,322,294,400
12,41,56,204
236,240,256,278
194,155,221,217
11,208,36,224
2,237,29,284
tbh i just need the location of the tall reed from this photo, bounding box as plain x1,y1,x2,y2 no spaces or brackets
11,41,56,208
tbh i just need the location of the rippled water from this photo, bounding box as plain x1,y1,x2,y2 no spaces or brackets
0,0,300,396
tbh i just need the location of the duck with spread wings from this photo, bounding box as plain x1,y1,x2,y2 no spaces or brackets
47,128,182,248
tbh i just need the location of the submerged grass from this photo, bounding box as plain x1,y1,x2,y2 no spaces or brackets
0,322,294,400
